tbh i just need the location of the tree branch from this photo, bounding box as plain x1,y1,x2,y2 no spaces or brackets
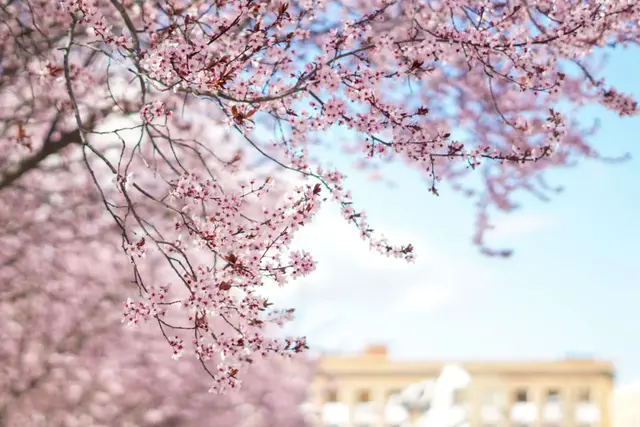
0,128,80,191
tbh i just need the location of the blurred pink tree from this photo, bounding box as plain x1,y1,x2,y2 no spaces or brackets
0,156,314,426
0,0,638,397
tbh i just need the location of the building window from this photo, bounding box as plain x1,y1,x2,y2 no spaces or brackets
325,389,338,402
514,389,529,403
546,389,561,404
357,389,371,402
577,388,591,402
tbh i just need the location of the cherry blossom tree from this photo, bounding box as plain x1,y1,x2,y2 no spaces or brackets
0,154,314,426
1,0,638,395
1,309,312,427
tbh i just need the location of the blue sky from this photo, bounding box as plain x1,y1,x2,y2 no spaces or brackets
265,46,640,385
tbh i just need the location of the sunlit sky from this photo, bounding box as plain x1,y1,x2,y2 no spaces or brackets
264,46,640,386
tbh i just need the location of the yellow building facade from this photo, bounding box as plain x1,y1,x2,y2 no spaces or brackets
612,383,640,427
309,345,613,427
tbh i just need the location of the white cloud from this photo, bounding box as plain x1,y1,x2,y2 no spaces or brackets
489,212,559,240
391,284,458,314
262,203,494,350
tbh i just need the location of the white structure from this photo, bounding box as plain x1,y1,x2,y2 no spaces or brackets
315,364,471,427
353,401,378,426
510,401,538,425
382,364,471,427
416,365,471,427
321,402,350,426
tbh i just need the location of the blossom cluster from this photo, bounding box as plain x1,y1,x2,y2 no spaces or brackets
123,173,316,390
1,0,638,394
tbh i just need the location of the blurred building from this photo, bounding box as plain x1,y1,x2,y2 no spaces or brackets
308,345,613,427
612,382,640,427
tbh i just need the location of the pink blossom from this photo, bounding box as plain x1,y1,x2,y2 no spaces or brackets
0,0,638,403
